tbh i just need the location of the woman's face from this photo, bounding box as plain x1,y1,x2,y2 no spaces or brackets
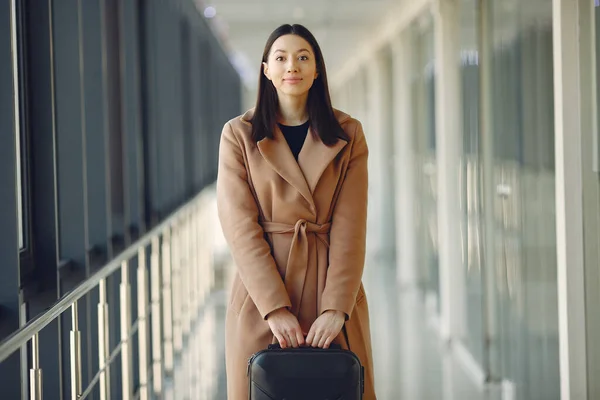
263,34,319,99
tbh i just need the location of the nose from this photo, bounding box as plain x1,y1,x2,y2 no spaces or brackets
286,59,298,72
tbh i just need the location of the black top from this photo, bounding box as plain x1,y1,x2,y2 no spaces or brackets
278,120,310,161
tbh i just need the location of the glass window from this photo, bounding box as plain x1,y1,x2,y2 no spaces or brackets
459,0,485,367
587,1,600,397
104,0,125,233
410,14,439,312
11,0,26,251
483,0,559,398
15,110,23,250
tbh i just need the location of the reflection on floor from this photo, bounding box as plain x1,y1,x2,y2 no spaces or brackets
163,289,228,400
164,261,502,399
363,262,501,400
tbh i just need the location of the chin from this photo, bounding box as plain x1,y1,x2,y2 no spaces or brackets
281,87,311,97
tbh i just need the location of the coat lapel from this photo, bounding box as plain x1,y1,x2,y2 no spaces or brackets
298,126,347,193
257,125,315,210
246,108,350,207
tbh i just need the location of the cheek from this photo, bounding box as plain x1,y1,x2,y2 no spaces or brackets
305,74,317,87
268,66,283,80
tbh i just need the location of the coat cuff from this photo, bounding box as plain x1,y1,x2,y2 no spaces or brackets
320,295,355,321
258,296,292,321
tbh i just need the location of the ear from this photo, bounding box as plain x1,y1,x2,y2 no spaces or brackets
263,62,271,80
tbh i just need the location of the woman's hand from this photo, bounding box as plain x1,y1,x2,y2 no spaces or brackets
306,310,345,349
266,308,306,349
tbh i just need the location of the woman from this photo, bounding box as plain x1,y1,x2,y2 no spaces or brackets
216,24,376,399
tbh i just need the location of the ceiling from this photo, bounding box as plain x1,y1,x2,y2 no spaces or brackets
193,0,554,91
194,0,405,89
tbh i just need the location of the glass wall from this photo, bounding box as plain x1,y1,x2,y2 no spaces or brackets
0,0,242,396
11,1,30,254
585,2,600,397
410,14,439,313
483,1,559,398
458,0,485,367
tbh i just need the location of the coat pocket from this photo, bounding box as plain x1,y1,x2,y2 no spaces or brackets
229,276,249,315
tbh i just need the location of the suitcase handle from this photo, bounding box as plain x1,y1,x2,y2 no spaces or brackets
267,343,343,350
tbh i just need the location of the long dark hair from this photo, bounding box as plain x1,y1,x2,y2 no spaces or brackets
251,24,349,145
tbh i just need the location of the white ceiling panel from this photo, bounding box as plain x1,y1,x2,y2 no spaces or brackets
194,0,404,88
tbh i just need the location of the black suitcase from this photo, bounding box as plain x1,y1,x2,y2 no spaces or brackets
247,343,364,399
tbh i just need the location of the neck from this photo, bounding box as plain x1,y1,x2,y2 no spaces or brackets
277,94,309,125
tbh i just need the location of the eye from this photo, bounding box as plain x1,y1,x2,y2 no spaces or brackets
299,55,309,61
275,56,285,61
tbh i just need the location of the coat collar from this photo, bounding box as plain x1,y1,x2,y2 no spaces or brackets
240,107,352,125
245,108,349,211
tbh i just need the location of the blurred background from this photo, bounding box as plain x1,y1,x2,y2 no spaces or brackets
0,0,599,399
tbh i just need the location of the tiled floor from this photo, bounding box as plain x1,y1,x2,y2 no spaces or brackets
166,260,502,400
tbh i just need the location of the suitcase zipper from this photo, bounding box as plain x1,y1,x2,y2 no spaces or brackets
247,355,253,376
247,352,262,376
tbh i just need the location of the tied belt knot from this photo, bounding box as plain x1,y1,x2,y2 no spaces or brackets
261,219,331,316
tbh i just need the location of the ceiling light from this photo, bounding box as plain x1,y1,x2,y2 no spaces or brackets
204,6,217,19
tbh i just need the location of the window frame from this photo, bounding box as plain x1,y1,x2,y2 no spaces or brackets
12,0,35,279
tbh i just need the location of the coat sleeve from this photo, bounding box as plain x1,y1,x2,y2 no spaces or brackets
320,121,368,321
216,122,292,319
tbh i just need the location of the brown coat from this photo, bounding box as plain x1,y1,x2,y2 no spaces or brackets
216,108,376,399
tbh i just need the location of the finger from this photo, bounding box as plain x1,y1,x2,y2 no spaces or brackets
306,327,315,347
323,336,333,349
287,333,296,348
275,333,287,349
295,329,305,347
281,333,291,349
317,333,328,348
288,331,298,348
312,331,323,348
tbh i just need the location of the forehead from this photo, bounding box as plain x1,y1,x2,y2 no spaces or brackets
270,34,314,54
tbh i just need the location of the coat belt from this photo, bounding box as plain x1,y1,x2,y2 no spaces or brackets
261,219,331,316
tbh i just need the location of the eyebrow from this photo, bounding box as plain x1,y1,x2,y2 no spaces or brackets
273,48,312,54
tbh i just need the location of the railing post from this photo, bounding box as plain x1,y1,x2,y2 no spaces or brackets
190,209,198,325
182,218,191,339
186,212,194,397
170,222,184,400
172,224,182,356
98,279,110,400
190,207,199,398
150,237,163,394
70,302,82,399
161,228,174,376
120,260,133,399
137,247,149,400
198,202,210,307
29,333,42,400
196,207,204,307
182,217,191,391
193,205,203,397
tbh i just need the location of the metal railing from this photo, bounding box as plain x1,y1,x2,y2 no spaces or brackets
0,188,218,400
